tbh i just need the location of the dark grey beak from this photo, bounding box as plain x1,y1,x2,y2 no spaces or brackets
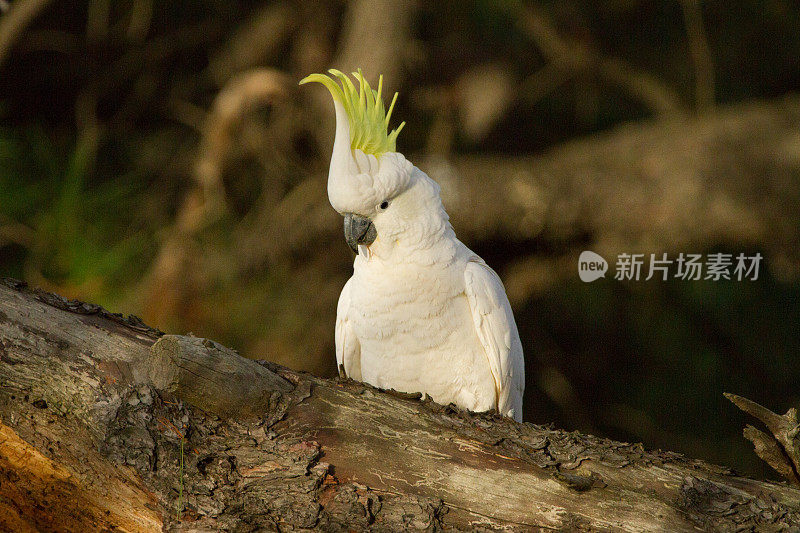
343,213,377,254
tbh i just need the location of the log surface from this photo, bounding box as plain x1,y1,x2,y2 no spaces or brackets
1,279,799,531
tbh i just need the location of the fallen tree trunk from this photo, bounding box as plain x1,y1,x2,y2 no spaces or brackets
1,279,799,531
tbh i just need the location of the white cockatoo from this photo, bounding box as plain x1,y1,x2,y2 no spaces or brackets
301,69,525,421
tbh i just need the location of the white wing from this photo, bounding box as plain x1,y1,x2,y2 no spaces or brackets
464,259,525,421
335,278,362,380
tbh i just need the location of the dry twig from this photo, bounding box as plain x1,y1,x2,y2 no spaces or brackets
725,393,800,486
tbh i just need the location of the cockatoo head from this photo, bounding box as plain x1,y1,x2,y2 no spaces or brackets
301,70,447,258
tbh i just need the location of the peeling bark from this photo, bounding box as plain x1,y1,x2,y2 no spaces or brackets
1,279,799,531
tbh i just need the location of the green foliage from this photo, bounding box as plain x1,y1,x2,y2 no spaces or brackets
0,126,156,299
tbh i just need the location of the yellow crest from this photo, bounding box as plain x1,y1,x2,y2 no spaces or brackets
300,69,405,156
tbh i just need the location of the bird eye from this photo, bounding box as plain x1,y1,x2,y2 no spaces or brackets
379,200,389,210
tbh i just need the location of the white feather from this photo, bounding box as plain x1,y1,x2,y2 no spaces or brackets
464,259,525,420
325,96,525,421
335,278,361,381
334,162,525,421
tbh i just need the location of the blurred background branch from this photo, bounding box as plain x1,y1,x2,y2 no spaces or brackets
515,2,684,115
679,0,715,112
0,0,52,68
1,0,799,481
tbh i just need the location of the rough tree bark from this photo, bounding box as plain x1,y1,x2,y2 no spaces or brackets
1,279,799,532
